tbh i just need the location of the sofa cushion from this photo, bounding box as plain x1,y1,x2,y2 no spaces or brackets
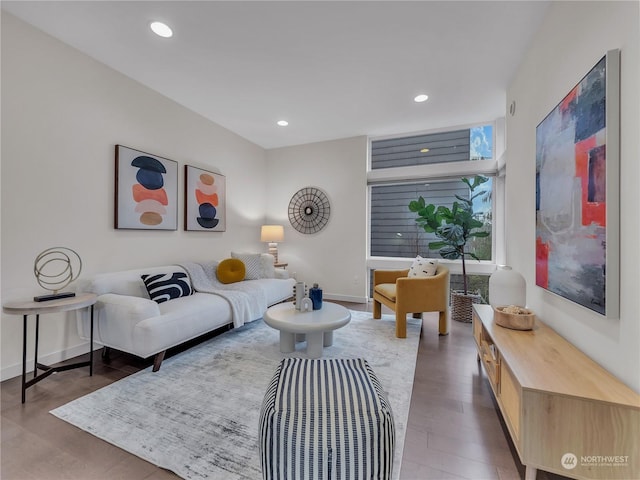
141,272,193,304
247,278,295,304
217,258,246,284
408,256,438,278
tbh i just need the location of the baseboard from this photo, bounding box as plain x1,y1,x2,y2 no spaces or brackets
0,342,99,382
324,293,368,304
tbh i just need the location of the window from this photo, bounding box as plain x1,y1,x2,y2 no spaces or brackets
367,123,502,297
371,125,493,170
370,178,492,259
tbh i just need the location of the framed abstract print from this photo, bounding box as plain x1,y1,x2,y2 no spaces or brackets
184,165,226,231
535,50,620,317
115,145,178,230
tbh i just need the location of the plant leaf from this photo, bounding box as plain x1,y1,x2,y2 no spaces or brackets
408,196,427,212
439,246,461,260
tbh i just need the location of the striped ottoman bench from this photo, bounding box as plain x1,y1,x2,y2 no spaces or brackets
259,357,395,480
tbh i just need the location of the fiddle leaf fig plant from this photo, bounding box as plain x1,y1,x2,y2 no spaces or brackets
408,176,490,295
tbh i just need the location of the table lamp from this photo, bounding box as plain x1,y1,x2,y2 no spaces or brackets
261,225,284,263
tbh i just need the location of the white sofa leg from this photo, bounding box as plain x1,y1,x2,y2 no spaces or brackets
152,351,166,372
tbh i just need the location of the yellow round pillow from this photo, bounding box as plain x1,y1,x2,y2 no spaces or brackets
217,258,246,284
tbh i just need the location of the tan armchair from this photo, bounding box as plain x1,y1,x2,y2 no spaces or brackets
373,265,450,338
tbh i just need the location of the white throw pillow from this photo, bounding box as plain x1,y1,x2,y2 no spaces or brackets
231,252,269,280
408,256,438,278
260,254,276,278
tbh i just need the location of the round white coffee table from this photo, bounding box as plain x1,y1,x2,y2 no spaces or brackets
264,302,351,358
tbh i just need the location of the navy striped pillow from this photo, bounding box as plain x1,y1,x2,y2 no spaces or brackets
141,272,193,304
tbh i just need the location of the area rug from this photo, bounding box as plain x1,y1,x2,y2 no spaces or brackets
51,310,420,480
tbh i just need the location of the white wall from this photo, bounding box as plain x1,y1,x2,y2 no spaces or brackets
4,3,638,392
265,137,368,302
506,1,639,391
1,14,269,380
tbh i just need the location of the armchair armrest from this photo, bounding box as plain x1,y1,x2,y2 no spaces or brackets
373,269,410,286
396,275,440,298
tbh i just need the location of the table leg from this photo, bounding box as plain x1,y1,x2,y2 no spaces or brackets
279,332,295,353
89,305,94,376
22,315,27,404
323,331,334,347
306,331,324,358
34,314,40,378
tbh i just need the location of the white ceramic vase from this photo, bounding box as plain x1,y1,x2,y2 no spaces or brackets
489,265,526,308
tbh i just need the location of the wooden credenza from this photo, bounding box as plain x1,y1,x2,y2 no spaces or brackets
472,304,639,480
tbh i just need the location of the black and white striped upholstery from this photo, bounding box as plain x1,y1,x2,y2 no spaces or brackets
259,358,395,480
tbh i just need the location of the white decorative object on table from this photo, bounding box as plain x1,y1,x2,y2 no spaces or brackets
300,297,313,311
293,281,307,310
489,265,526,308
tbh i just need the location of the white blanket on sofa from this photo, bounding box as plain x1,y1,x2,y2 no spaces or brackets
179,261,268,329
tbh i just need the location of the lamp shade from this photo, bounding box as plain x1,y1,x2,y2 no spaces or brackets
261,225,284,243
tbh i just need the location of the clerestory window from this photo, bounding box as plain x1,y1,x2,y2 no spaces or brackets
371,126,493,170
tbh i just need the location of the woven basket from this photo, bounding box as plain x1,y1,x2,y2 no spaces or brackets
451,290,483,323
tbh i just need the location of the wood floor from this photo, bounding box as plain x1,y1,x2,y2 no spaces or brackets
1,301,568,480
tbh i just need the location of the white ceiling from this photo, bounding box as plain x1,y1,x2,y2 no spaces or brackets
2,1,549,149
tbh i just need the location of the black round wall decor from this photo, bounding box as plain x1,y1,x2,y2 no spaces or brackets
288,187,331,234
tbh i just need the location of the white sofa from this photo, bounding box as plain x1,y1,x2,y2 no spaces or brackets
76,261,296,371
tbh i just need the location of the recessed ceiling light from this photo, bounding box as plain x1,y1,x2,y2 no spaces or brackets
150,21,173,38
420,148,430,153
277,120,289,127
414,94,429,103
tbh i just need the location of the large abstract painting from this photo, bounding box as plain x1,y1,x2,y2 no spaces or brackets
536,50,620,317
184,165,226,231
115,145,178,230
